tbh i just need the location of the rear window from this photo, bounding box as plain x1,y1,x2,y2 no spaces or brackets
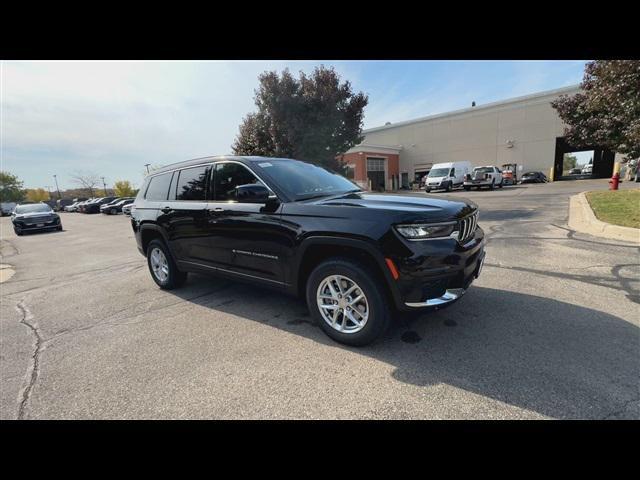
145,173,173,201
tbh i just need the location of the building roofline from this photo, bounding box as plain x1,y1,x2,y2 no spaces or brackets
363,84,581,134
345,143,403,154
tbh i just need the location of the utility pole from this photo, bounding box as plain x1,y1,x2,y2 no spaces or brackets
53,175,62,199
144,163,151,174
101,177,108,196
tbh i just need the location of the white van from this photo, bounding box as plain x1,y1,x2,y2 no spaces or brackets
424,161,472,193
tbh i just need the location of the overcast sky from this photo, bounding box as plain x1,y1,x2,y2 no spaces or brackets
1,60,588,190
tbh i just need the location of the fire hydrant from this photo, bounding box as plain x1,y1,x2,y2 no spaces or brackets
609,172,620,190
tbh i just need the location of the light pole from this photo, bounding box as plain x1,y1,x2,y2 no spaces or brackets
144,163,151,174
101,177,108,196
44,185,52,199
53,175,61,199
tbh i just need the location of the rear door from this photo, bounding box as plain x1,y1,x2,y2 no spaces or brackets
158,164,213,265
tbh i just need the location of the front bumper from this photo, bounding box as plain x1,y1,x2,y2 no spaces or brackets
386,226,485,311
404,251,485,308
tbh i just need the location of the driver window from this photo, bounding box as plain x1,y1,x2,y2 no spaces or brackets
450,168,455,176
213,163,262,201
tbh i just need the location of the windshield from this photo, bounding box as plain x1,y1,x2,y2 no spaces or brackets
256,160,361,200
428,168,451,177
15,204,52,214
474,167,493,174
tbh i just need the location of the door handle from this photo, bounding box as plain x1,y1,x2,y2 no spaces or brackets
161,206,172,213
210,207,224,213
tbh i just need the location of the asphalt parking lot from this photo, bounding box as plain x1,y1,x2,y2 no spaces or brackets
1,179,638,419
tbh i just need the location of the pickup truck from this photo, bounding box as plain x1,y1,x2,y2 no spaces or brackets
463,166,504,190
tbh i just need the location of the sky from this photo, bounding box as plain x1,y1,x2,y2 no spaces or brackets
1,60,589,190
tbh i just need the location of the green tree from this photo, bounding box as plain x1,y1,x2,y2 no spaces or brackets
25,188,50,202
114,180,135,197
232,65,369,171
0,171,25,202
551,60,640,159
563,153,578,171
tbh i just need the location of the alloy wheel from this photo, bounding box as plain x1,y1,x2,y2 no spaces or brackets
149,247,169,283
316,275,369,334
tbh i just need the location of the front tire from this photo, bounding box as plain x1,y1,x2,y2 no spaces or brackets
146,239,187,289
446,182,453,192
14,227,23,236
306,258,391,346
425,188,431,193
464,186,471,191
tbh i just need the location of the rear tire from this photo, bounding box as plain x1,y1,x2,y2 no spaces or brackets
489,180,495,190
146,239,187,290
498,180,503,188
306,258,391,346
111,208,117,215
425,188,431,193
464,186,470,191
57,225,63,231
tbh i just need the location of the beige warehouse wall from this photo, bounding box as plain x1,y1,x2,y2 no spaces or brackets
362,87,578,176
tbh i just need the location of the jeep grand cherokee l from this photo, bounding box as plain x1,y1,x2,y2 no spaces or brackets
131,156,485,346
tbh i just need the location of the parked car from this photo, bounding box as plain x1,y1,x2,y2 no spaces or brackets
581,164,593,175
101,198,134,214
1,202,17,216
76,198,96,213
96,197,123,214
520,171,548,184
463,166,504,190
11,202,63,236
424,161,472,193
84,197,118,214
569,168,582,175
131,156,485,346
55,198,75,211
64,201,82,212
122,202,135,216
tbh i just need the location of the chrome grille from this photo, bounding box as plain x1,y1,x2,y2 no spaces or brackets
457,211,478,244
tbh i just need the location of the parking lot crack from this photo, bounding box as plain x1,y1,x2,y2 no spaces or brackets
15,299,43,419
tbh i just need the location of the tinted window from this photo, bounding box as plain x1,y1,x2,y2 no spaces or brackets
214,163,262,201
175,165,211,201
145,172,173,201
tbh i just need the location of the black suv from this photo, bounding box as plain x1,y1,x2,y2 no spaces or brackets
131,156,485,346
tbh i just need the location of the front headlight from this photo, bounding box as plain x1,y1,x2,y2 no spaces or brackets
395,223,456,240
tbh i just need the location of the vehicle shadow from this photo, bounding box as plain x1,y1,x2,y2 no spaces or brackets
168,275,639,419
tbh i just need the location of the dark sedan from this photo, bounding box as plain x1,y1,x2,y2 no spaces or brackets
12,203,63,236
521,171,548,184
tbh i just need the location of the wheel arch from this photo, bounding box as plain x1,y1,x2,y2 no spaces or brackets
293,236,400,307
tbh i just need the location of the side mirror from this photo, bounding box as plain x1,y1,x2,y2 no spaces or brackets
236,184,271,203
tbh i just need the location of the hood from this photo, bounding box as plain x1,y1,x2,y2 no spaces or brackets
310,192,476,222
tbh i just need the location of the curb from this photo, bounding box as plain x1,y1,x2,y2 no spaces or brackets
568,192,640,244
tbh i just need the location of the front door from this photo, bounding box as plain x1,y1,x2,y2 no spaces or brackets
206,162,287,285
